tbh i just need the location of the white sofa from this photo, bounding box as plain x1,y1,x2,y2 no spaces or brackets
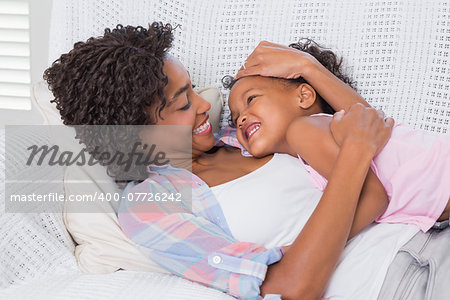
1,0,449,299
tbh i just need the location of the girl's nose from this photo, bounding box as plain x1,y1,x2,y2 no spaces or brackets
238,116,247,128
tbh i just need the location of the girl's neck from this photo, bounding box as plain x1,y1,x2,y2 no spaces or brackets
275,143,298,157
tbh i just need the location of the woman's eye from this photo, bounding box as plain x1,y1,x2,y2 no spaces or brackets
247,95,257,104
179,100,191,111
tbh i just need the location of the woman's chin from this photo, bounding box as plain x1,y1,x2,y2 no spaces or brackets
192,133,215,153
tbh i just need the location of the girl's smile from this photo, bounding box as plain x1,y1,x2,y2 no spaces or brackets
243,121,261,141
228,75,321,157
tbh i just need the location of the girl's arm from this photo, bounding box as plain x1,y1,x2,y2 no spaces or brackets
286,114,388,239
261,104,393,299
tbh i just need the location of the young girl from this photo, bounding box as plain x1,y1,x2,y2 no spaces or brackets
227,40,450,234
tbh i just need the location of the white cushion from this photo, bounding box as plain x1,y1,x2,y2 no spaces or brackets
32,81,62,125
63,164,170,274
195,86,224,134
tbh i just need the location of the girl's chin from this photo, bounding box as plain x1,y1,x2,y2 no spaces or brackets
247,142,271,158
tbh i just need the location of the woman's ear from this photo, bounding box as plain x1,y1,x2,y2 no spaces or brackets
296,83,317,110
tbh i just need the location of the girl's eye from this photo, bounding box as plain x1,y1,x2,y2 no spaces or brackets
179,100,191,111
247,95,257,104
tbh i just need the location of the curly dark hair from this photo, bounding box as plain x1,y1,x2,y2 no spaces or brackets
223,38,357,123
45,22,175,125
44,22,175,188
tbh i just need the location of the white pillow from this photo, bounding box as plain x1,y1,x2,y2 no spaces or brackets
63,164,170,274
194,86,224,134
32,81,63,125
32,81,224,274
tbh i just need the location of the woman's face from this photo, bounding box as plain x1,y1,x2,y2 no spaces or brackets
228,76,306,157
155,55,215,156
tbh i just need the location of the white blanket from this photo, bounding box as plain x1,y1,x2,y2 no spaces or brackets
0,271,233,300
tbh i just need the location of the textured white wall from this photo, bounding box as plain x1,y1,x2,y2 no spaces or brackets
47,0,450,134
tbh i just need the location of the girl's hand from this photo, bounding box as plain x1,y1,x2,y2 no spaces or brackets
330,103,394,156
234,41,319,80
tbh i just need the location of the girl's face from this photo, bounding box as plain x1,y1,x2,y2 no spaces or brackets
228,76,318,157
155,55,215,156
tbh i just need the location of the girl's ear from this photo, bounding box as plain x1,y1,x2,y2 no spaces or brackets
296,83,317,110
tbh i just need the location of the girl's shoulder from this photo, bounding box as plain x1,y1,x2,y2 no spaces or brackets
310,112,334,118
286,114,340,179
286,115,333,151
291,114,333,133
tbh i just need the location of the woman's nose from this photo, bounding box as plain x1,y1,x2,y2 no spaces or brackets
195,93,211,114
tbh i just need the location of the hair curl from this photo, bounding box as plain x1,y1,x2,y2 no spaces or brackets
223,38,357,124
44,22,175,188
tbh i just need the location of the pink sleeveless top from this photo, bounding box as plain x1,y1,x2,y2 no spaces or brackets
299,113,450,232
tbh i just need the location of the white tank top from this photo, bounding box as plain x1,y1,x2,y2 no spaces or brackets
210,152,418,299
211,153,323,248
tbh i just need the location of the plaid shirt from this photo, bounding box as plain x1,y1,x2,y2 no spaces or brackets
118,128,284,300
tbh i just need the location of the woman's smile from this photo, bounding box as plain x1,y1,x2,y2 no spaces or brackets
193,114,212,135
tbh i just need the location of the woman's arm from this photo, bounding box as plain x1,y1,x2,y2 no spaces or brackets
261,104,394,299
262,137,374,299
235,41,371,111
286,115,388,239
301,61,370,111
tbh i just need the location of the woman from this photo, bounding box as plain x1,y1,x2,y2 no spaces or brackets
45,23,398,299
